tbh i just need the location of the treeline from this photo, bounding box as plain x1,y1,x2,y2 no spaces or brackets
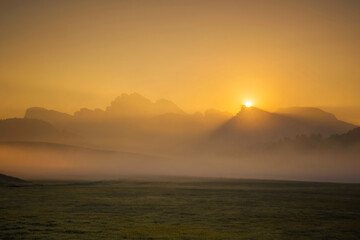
271,127,360,151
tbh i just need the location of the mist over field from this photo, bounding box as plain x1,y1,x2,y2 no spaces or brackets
1,0,360,183
1,1,360,239
0,93,359,182
1,142,359,182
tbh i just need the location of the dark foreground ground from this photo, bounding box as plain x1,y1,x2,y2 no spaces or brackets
1,178,360,240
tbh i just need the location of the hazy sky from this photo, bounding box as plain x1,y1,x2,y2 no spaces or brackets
1,0,360,123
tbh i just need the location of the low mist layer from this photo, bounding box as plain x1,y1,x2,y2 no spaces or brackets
0,94,359,182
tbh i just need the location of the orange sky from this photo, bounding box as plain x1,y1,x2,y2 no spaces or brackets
1,0,360,123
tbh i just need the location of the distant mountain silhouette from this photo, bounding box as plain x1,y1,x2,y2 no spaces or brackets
25,93,185,121
25,107,73,125
22,93,230,154
276,107,354,133
277,107,338,121
0,118,79,144
74,108,105,119
105,93,185,117
21,93,357,155
206,105,356,152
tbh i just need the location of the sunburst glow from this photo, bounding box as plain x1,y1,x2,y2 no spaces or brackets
245,101,253,107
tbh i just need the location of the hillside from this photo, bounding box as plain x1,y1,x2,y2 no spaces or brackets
205,105,357,153
0,173,27,186
276,107,355,133
0,118,80,145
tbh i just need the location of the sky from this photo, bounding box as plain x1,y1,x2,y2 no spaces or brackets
1,0,360,123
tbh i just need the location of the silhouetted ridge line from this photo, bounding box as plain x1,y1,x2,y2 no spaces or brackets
0,173,27,185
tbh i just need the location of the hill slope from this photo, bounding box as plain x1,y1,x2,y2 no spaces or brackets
0,173,27,186
206,106,356,152
276,107,355,133
0,118,80,144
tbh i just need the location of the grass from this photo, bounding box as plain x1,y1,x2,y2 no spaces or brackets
1,178,360,239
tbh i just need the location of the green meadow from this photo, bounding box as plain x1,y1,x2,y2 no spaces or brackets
1,178,360,239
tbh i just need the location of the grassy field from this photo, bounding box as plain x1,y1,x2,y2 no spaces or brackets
1,178,360,239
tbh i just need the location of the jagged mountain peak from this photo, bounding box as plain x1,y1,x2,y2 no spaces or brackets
105,93,184,116
25,107,72,120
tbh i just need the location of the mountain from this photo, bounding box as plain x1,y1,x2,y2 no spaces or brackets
277,107,338,121
22,93,230,154
206,105,357,152
25,93,185,122
0,118,79,144
105,93,185,117
276,107,355,133
74,108,105,119
25,107,73,126
21,93,357,155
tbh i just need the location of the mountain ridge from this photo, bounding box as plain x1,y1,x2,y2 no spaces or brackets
16,93,358,155
205,105,356,153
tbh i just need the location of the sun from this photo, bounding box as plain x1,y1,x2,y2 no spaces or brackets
244,101,253,108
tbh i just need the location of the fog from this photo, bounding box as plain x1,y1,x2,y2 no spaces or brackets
0,141,359,183
0,94,359,182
